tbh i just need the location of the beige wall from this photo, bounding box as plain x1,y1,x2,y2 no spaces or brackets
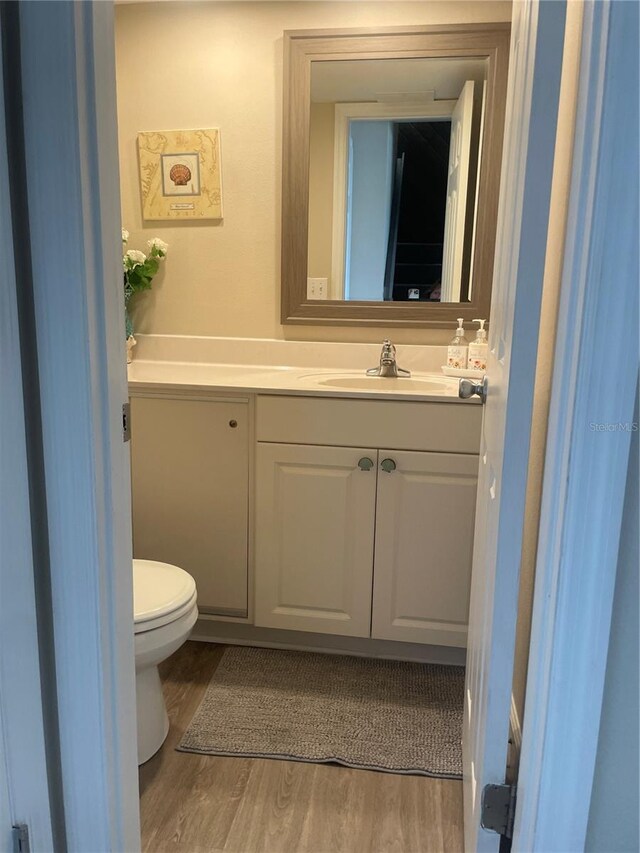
115,0,511,344
511,0,584,725
307,102,335,284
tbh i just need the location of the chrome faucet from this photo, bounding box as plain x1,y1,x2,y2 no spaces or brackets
367,340,411,378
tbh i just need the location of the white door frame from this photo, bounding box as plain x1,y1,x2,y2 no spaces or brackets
15,2,140,850
514,1,638,849
463,1,567,848
0,12,55,849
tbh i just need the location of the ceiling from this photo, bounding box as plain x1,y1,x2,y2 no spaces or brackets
311,57,488,103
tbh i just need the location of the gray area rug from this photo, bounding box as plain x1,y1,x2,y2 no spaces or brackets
178,647,464,778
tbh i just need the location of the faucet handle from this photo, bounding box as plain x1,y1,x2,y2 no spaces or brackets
381,339,396,356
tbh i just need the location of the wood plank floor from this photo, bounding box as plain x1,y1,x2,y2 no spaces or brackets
139,642,464,853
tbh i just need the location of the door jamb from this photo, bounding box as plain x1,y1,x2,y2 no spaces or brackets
514,2,638,849
0,15,55,848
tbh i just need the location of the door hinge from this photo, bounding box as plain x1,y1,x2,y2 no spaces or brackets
12,824,30,853
481,783,517,839
122,402,131,443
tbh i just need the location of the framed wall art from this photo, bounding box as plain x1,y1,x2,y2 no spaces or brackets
137,128,223,221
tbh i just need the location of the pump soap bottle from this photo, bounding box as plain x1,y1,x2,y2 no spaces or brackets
447,318,469,369
468,319,488,371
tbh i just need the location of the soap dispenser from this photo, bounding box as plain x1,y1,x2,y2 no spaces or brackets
447,318,469,369
468,319,488,371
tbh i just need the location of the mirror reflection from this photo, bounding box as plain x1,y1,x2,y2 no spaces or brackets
307,58,488,303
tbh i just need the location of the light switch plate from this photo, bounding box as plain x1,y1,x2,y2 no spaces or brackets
307,277,328,300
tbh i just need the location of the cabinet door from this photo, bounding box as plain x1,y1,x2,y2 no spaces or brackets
130,396,249,617
372,450,478,647
255,443,377,636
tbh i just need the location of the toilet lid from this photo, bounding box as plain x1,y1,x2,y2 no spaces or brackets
133,559,197,628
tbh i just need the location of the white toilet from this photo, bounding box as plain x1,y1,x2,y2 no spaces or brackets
133,559,198,765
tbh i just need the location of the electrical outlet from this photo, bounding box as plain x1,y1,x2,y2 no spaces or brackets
307,277,328,300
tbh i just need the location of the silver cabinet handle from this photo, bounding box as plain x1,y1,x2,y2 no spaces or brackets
380,458,396,473
459,377,487,404
358,457,374,471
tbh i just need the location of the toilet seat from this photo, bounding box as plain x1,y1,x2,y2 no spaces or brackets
133,559,197,634
135,590,198,634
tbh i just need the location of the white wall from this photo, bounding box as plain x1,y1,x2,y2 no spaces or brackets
586,391,639,853
115,0,511,345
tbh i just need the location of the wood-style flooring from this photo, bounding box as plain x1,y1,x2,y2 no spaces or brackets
139,642,464,853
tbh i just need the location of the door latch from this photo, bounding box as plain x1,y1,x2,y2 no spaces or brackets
122,402,131,443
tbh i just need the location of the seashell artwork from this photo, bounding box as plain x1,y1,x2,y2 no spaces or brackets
137,129,223,220
169,163,192,186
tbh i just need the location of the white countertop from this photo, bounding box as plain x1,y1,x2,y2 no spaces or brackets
127,360,478,404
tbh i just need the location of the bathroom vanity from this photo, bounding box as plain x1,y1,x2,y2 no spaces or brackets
128,342,482,663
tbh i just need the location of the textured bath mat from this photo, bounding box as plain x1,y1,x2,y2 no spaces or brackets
178,646,464,778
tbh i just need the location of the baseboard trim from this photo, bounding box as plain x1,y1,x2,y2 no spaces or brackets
191,619,467,666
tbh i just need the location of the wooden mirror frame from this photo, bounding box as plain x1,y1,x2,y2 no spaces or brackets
281,23,511,328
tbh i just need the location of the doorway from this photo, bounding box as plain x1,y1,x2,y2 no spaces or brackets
2,2,637,852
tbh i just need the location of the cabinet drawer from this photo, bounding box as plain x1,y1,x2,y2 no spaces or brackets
257,395,481,454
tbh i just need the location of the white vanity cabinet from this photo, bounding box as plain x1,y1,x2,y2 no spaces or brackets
130,394,250,617
254,395,481,647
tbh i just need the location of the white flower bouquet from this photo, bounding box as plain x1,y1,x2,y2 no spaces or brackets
122,229,168,339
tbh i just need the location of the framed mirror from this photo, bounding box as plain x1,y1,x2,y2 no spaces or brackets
281,24,510,328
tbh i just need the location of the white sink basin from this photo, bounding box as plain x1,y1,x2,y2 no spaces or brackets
297,372,456,394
